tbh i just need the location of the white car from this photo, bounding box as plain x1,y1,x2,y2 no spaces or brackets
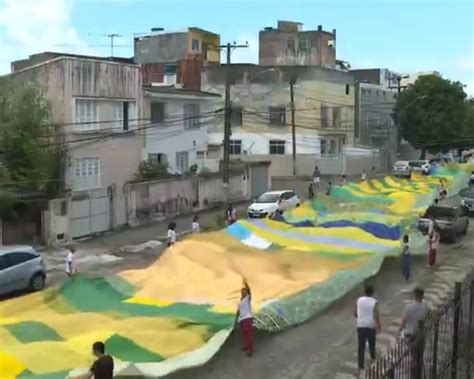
247,190,300,219
392,160,412,179
409,160,430,175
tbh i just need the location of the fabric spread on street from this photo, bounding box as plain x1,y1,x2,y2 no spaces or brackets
0,165,470,378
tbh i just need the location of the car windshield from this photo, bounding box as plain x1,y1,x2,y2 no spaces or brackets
255,193,281,203
394,161,408,167
424,206,457,219
460,188,474,198
409,161,426,167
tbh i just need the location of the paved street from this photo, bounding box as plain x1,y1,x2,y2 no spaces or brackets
165,225,474,379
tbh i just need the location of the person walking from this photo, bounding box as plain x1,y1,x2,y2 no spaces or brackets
398,288,427,378
308,183,315,199
226,204,237,225
313,166,321,188
191,215,200,233
354,284,381,371
427,223,440,267
167,222,177,247
326,181,333,196
401,235,411,282
361,170,367,182
342,174,347,186
237,280,254,357
65,246,77,277
87,341,114,379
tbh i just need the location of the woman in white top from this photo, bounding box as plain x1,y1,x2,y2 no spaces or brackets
167,222,177,247
237,280,253,357
65,246,77,277
354,284,381,370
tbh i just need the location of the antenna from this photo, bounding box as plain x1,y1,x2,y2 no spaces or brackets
105,33,122,57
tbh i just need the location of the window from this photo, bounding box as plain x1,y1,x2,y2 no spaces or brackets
231,106,242,127
163,64,177,85
184,104,200,129
329,139,337,154
151,103,165,124
281,191,295,200
75,99,98,131
191,39,200,51
113,102,133,131
0,255,9,270
176,151,189,173
269,106,286,125
320,139,327,154
332,107,342,128
74,158,100,190
269,140,285,155
298,38,309,52
320,104,329,128
112,102,123,130
6,252,35,267
229,140,242,155
345,84,350,95
287,39,295,52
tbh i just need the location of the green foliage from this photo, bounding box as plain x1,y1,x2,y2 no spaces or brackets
135,160,173,181
0,77,63,195
394,75,470,157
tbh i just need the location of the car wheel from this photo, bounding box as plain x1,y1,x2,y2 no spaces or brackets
29,273,45,292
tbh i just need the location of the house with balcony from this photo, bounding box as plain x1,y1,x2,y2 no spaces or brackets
11,52,142,240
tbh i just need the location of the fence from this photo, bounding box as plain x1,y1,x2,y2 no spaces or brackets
366,274,474,379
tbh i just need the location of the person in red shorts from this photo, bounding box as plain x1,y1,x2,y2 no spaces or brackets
236,279,253,357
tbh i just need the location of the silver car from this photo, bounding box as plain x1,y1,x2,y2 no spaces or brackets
0,245,47,297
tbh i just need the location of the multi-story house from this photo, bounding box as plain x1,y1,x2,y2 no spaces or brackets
11,52,142,239
259,21,336,68
201,64,355,162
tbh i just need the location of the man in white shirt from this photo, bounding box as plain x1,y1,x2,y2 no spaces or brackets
65,246,77,277
354,284,381,370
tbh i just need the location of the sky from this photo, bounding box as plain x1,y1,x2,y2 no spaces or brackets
0,0,473,95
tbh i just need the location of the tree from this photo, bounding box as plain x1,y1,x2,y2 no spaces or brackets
0,77,63,195
394,75,469,158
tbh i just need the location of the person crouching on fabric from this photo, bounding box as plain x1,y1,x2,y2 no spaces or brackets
236,279,254,357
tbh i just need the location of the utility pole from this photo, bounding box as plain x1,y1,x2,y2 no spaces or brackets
219,42,248,190
105,33,122,57
290,78,297,176
389,73,408,157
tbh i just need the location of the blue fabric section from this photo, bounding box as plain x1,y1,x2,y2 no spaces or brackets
226,222,251,240
318,220,400,241
287,220,314,227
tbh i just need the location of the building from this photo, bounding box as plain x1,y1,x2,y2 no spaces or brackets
201,64,355,171
350,68,399,89
142,85,221,174
400,71,440,87
355,82,397,170
12,52,142,239
134,27,220,90
259,21,336,68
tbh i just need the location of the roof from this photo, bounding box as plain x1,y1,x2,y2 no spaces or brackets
0,245,37,255
144,85,221,98
261,190,293,195
13,52,134,65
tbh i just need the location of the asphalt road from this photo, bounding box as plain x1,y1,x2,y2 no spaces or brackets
165,225,474,379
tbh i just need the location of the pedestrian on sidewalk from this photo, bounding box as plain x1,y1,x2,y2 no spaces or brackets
354,284,381,371
236,279,253,357
326,181,333,196
342,174,347,186
427,222,440,268
308,183,315,199
313,166,321,188
226,204,237,225
65,246,77,277
192,215,200,233
361,170,367,182
398,288,427,377
401,235,411,282
167,222,177,247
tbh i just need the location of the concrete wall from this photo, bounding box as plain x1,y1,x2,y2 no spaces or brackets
134,32,189,64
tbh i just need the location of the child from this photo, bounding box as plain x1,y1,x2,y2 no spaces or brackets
361,170,367,182
226,204,237,225
167,222,177,247
191,215,200,233
65,246,77,277
342,175,347,186
401,235,411,282
237,280,253,357
308,183,314,199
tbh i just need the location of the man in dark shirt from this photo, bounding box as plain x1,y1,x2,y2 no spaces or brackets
88,341,114,379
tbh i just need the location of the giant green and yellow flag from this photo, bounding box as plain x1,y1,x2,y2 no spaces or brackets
0,165,469,378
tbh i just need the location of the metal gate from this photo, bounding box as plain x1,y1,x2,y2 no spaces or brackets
70,189,111,239
250,165,269,198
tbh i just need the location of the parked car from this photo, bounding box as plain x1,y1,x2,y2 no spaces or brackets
247,190,300,219
409,160,430,175
460,187,474,216
418,205,469,243
392,160,412,179
0,246,47,297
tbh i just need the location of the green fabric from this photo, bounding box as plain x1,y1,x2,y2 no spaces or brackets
5,321,63,343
